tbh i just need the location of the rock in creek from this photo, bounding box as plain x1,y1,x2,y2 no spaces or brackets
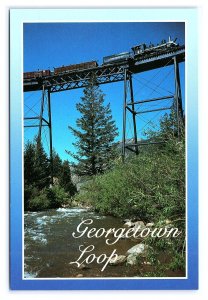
123,219,131,223
126,243,149,265
123,220,134,228
126,253,138,266
126,243,149,257
109,255,127,266
146,222,154,227
133,221,146,232
124,220,146,231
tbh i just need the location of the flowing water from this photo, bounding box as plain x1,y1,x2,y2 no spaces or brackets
24,208,140,278
24,207,184,278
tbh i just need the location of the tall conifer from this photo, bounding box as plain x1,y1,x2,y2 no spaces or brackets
67,76,118,176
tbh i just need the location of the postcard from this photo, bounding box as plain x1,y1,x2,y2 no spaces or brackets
10,8,198,290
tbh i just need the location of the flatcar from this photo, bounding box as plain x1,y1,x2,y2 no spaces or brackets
24,69,51,80
54,61,98,75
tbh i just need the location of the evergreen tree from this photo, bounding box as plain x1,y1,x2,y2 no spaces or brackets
52,149,63,178
24,139,50,210
52,150,77,195
24,141,37,210
24,139,50,190
35,139,51,189
24,138,77,210
67,75,118,176
143,105,185,142
24,141,36,187
59,160,77,196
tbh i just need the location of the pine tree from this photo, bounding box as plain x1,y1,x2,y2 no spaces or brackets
52,149,63,178
35,139,51,189
143,104,185,142
67,75,118,176
24,141,36,187
59,160,77,196
24,139,50,210
24,139,50,190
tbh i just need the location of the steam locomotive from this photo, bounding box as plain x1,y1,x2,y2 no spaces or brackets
23,37,179,80
102,36,179,65
131,36,178,59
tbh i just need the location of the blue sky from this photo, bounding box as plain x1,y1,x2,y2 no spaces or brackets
24,22,185,161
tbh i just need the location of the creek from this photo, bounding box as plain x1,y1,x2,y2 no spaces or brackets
24,207,138,278
24,207,185,278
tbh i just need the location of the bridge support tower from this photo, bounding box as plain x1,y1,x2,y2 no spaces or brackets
24,85,53,185
122,56,184,162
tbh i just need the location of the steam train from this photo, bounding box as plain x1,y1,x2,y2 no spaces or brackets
23,37,180,80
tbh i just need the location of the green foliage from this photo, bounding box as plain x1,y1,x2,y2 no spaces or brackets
59,160,77,196
45,185,69,208
52,150,77,196
24,139,77,211
24,139,50,190
144,218,186,275
169,252,186,271
24,184,40,211
28,189,50,211
52,149,63,178
143,107,185,142
28,186,70,211
67,75,118,176
74,137,185,222
24,139,50,211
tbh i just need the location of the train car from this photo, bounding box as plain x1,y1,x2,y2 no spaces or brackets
54,61,98,75
24,69,51,80
103,52,131,65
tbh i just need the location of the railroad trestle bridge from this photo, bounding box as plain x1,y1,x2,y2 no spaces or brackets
24,45,185,181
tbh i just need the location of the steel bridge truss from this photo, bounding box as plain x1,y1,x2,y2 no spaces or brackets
48,64,126,93
122,56,184,160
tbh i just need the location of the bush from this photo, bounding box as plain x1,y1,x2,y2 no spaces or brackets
73,138,185,222
47,186,69,208
28,189,50,211
24,185,40,211
28,186,70,211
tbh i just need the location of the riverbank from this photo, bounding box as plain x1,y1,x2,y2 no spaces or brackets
24,207,185,278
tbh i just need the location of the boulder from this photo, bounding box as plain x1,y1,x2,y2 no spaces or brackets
124,220,134,228
109,255,126,266
132,221,146,232
76,274,83,278
123,219,131,223
126,253,138,266
126,243,148,257
146,222,154,227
